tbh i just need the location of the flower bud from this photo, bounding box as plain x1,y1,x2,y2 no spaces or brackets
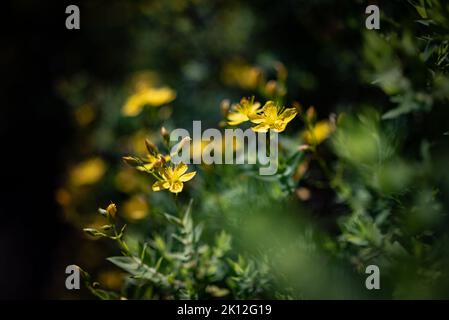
145,139,158,155
98,208,108,217
306,106,316,124
220,99,230,117
274,62,288,81
170,136,192,157
160,127,170,146
107,203,117,218
265,80,277,96
160,126,169,138
101,224,113,231
122,156,140,167
83,228,102,237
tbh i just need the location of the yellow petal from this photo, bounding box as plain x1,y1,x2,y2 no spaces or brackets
279,108,297,123
261,101,277,117
169,181,184,193
251,123,270,132
249,115,265,124
174,162,188,177
179,171,196,182
227,112,249,125
249,102,261,113
152,181,169,191
272,121,288,133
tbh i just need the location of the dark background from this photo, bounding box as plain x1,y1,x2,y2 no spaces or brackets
2,0,140,298
2,1,75,298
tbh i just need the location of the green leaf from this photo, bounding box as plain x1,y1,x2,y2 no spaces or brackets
415,5,428,19
107,256,168,286
163,212,182,225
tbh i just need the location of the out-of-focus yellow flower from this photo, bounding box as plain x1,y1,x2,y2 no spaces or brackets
75,104,96,126
70,157,106,186
98,271,126,291
250,101,297,133
122,87,176,117
303,120,334,145
227,97,261,126
55,188,71,206
115,168,140,193
152,162,196,194
222,60,262,89
128,130,155,156
123,195,149,220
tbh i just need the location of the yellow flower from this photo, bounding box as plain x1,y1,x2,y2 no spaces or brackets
136,153,170,172
227,98,261,126
74,104,96,126
123,195,149,220
152,163,196,194
115,168,140,193
250,101,297,132
303,120,334,145
122,87,176,117
70,157,106,186
222,60,262,89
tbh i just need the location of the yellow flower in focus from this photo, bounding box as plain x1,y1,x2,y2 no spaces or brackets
122,87,176,117
250,101,297,133
152,163,196,194
227,98,261,126
303,120,334,146
70,157,106,186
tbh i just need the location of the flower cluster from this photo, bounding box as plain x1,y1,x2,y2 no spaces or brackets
123,135,196,194
226,97,298,132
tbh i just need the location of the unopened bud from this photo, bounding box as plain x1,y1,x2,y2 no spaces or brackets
220,99,230,116
329,113,337,129
274,62,288,81
298,144,311,152
170,136,192,157
106,203,117,218
265,80,277,96
83,228,102,237
145,139,158,155
160,127,169,138
306,106,316,124
98,208,108,217
122,156,140,167
101,224,113,231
